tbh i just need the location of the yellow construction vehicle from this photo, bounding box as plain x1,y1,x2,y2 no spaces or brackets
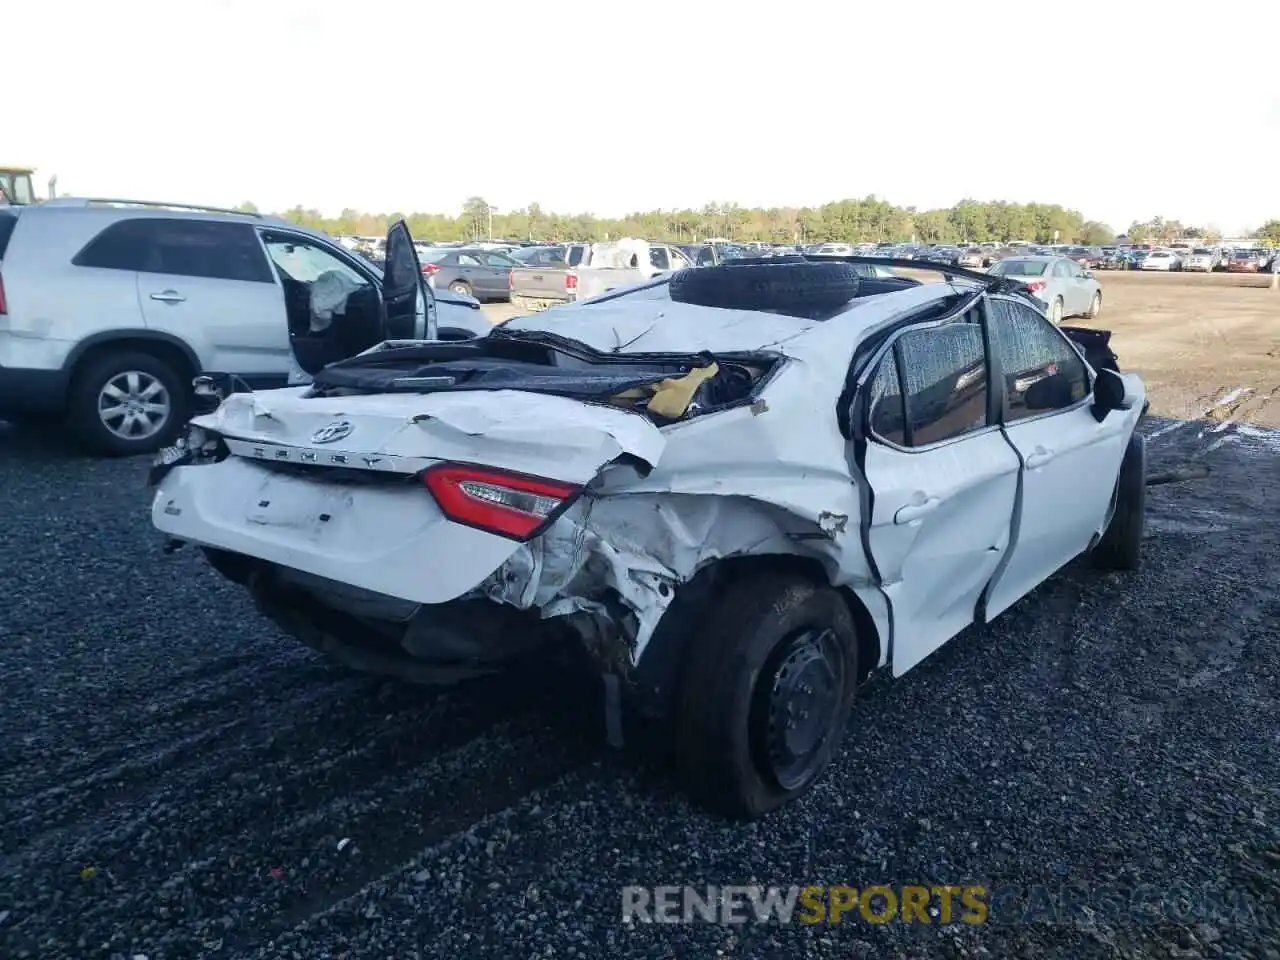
0,166,55,204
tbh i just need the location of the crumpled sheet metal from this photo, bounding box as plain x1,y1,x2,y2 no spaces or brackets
479,492,867,665
192,389,668,486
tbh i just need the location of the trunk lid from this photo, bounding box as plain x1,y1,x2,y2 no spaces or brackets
191,387,666,484
153,389,666,605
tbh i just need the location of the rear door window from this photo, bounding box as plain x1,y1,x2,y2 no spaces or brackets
73,218,274,283
866,318,990,449
567,245,585,267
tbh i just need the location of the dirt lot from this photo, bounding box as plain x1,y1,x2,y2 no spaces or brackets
483,269,1280,426
0,270,1277,959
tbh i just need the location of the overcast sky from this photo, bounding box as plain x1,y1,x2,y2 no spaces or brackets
12,0,1279,233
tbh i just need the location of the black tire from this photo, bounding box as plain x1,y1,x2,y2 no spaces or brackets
673,572,859,819
668,261,861,313
1092,432,1146,571
1087,290,1102,319
448,280,472,297
67,350,189,456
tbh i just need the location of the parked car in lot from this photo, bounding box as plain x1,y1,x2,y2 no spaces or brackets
1226,249,1263,273
1064,246,1104,269
1095,249,1130,270
509,239,693,312
419,246,519,302
149,254,1148,819
1181,247,1219,272
1140,249,1181,271
0,201,491,454
985,255,1102,324
957,247,986,268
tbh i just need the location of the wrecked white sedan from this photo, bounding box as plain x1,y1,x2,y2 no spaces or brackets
149,241,1149,818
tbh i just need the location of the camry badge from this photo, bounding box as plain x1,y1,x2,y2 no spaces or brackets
311,420,353,444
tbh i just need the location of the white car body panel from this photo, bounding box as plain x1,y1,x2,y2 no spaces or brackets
152,389,666,605
982,401,1136,620
152,272,1145,677
862,430,1020,676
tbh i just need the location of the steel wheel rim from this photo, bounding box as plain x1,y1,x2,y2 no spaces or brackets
750,627,844,791
98,370,170,441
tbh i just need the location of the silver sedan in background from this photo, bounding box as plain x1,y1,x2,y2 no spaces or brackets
986,255,1103,324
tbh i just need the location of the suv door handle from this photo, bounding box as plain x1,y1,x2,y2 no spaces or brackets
894,496,940,525
1025,447,1056,469
149,290,185,304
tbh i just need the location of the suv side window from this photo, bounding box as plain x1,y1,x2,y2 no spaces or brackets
567,245,585,267
0,212,17,258
988,297,1090,421
649,246,671,270
867,320,989,448
73,218,273,282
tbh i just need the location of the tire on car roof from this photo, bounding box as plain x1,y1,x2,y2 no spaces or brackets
667,260,862,313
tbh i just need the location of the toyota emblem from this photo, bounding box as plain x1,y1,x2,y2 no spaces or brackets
310,420,353,444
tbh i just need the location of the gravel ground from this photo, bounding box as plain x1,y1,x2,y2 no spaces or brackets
0,413,1277,960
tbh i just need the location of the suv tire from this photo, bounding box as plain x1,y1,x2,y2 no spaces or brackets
673,571,859,819
68,350,189,456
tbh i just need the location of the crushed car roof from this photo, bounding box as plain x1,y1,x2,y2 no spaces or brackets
496,278,977,355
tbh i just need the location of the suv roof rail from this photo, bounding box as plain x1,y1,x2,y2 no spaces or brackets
39,197,265,217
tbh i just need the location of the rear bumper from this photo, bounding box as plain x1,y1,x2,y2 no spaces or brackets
0,364,69,416
224,549,554,683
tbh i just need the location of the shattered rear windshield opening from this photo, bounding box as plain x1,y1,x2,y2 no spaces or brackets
309,338,779,422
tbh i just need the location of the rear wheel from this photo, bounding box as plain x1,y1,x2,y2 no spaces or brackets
448,280,473,298
67,350,189,456
1049,297,1064,324
673,572,859,819
1087,291,1102,319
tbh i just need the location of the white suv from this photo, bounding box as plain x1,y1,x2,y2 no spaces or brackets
0,200,491,454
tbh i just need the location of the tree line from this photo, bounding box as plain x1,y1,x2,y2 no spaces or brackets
234,197,1278,247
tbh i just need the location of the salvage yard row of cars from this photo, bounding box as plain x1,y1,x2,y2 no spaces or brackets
2,193,1156,816
352,235,1280,312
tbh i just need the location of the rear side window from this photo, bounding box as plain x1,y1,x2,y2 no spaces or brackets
567,245,585,267
72,218,274,283
0,213,17,259
867,322,989,448
988,298,1090,421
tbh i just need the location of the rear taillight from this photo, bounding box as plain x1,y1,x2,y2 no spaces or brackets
0,273,6,314
423,463,581,541
565,273,578,294
422,263,440,275
1024,280,1047,293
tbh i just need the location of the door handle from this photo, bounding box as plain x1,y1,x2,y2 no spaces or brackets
150,290,185,304
894,496,940,525
1025,447,1056,469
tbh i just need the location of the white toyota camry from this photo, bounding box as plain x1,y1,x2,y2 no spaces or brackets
149,238,1149,818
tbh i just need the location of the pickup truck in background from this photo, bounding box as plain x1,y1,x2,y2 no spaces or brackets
509,239,694,312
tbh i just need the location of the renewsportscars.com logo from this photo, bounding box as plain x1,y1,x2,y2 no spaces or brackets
621,883,1260,927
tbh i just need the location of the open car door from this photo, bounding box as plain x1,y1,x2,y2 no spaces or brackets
382,219,437,341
